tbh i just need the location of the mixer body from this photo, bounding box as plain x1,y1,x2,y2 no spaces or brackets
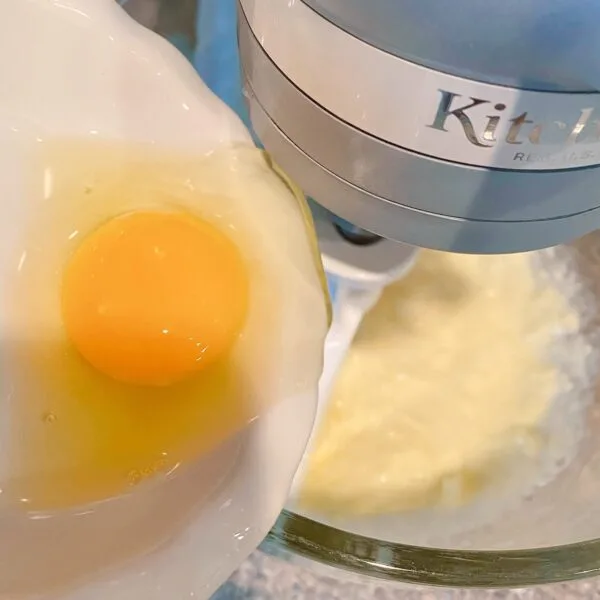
238,0,600,253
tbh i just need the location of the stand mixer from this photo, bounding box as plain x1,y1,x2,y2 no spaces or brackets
238,0,600,254
235,0,600,477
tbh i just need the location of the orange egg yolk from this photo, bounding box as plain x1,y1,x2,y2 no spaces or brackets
61,211,249,386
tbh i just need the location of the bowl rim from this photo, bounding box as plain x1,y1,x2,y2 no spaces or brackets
262,509,600,588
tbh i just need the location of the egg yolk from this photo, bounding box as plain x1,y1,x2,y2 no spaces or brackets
61,211,249,386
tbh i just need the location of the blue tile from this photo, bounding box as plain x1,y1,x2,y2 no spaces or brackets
211,580,269,600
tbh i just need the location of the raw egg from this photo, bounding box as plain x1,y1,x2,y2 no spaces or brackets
4,141,325,511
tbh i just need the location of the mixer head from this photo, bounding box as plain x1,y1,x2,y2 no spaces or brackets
238,0,600,254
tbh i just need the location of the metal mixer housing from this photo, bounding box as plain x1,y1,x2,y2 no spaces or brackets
238,0,600,253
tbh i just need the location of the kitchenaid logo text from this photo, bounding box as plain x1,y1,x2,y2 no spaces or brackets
428,90,600,165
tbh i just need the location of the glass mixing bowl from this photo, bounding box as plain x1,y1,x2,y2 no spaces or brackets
257,228,600,589
124,0,600,589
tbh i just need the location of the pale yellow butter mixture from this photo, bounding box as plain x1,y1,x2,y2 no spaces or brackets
302,251,576,515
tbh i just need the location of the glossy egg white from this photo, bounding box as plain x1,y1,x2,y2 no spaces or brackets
0,1,328,598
